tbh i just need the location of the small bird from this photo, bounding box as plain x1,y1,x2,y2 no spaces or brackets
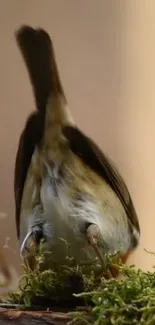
14,25,140,277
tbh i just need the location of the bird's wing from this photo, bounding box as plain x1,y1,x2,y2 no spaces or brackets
14,112,43,238
63,125,140,238
14,25,67,238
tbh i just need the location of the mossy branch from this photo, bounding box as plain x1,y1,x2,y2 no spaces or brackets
1,243,155,325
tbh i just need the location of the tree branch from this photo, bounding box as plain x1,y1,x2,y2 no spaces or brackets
0,307,72,325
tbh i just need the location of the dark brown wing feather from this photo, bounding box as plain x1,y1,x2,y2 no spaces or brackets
14,113,43,238
63,126,140,236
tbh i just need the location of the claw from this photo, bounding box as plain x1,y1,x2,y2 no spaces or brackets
20,231,36,257
20,224,44,270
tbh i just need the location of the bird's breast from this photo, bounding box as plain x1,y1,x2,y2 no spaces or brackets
20,155,133,268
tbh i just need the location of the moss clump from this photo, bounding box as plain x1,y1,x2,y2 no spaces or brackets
7,263,98,308
71,262,155,324
3,246,155,324
5,242,100,309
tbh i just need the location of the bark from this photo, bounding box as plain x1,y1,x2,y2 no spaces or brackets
0,307,72,325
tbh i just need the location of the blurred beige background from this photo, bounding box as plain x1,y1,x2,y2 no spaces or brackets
0,0,155,275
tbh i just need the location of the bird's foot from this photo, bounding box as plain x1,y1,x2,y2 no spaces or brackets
20,222,44,270
86,223,113,279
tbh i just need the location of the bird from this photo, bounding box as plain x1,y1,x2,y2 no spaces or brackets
14,25,140,278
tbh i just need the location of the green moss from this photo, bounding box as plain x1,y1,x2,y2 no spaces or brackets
2,246,155,324
71,259,155,324
5,242,99,308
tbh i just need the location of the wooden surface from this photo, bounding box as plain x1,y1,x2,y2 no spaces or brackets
0,307,72,325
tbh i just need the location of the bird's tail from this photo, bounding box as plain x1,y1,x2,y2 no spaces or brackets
15,25,72,127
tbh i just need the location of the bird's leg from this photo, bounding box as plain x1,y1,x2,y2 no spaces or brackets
20,222,44,255
20,220,44,270
20,168,45,270
86,223,113,279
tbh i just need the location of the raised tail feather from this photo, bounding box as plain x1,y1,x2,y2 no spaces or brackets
15,25,67,114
